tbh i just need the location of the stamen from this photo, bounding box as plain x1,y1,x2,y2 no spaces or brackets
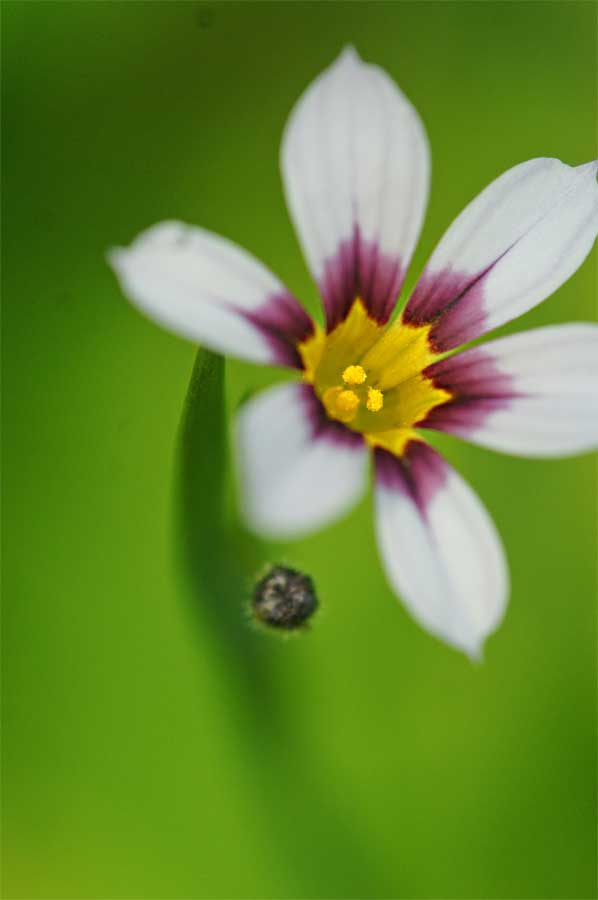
322,386,361,424
366,388,384,413
336,389,360,416
342,364,367,386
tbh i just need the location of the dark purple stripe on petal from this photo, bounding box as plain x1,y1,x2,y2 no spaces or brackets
402,263,499,351
418,346,519,437
298,384,365,449
244,292,315,368
374,440,447,516
420,398,512,435
321,226,404,331
425,346,515,395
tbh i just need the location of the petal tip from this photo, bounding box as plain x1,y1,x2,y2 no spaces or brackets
106,246,126,274
464,640,485,664
576,160,598,194
338,44,361,65
444,627,488,662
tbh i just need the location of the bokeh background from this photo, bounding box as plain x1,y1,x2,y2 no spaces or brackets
2,2,597,898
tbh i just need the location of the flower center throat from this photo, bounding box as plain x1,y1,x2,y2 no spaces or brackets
298,298,453,452
323,364,385,423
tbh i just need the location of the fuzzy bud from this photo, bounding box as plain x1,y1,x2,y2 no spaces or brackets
252,565,318,630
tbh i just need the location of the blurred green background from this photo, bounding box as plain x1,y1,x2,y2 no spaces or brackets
2,2,597,898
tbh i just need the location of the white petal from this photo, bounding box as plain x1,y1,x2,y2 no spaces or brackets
403,159,598,349
423,324,598,457
374,442,508,658
281,46,430,327
108,221,313,366
236,382,368,538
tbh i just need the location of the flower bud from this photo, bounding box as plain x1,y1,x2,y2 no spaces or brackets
252,565,318,630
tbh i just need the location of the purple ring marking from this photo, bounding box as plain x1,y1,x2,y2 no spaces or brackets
402,234,523,352
418,346,518,437
244,292,315,368
375,440,448,516
402,266,494,351
321,226,405,331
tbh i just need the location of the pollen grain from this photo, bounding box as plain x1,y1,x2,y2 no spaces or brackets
366,388,384,413
342,364,367,386
337,389,360,415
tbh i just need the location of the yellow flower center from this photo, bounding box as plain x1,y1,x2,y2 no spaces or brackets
298,298,452,456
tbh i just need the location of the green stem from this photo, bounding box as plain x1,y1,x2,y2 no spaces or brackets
175,349,278,724
175,349,395,897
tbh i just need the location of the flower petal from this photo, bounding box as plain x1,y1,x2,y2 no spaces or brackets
281,46,430,330
374,441,508,658
236,382,367,538
403,159,598,350
108,221,314,367
421,324,598,457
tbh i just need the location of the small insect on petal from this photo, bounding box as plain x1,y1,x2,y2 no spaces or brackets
252,565,319,630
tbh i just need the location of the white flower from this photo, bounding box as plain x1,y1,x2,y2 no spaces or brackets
109,47,598,658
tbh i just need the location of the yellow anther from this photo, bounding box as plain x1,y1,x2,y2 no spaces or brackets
336,389,360,415
342,364,367,386
322,386,361,424
366,388,384,413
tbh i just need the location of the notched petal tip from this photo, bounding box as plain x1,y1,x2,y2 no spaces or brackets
460,624,503,663
337,44,361,65
572,160,598,218
106,221,189,275
443,595,507,662
436,603,504,662
465,642,485,665
106,246,126,274
574,160,598,207
578,159,598,178
581,160,598,217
